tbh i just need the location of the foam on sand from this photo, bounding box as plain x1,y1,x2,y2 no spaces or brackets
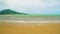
0,20,60,23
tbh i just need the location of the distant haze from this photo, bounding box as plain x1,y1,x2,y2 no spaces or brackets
0,0,60,14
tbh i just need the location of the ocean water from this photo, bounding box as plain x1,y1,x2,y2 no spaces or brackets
0,15,60,21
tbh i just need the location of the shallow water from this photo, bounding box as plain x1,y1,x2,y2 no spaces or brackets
0,15,60,21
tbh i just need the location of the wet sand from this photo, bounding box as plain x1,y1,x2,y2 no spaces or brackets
0,22,60,34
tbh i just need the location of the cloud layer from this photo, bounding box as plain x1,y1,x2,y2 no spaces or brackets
0,0,60,14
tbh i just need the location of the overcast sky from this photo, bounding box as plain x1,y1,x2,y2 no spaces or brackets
0,0,60,14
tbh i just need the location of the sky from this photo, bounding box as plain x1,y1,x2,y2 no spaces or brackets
0,0,60,14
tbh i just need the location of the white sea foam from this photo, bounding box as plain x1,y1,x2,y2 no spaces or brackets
0,21,60,23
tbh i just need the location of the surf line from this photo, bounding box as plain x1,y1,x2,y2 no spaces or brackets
1,21,59,23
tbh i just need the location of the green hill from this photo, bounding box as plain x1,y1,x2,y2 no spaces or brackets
0,9,27,15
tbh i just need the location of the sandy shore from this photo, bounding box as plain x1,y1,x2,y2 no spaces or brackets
0,22,60,34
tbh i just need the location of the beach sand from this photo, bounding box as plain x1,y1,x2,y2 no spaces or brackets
0,22,60,34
